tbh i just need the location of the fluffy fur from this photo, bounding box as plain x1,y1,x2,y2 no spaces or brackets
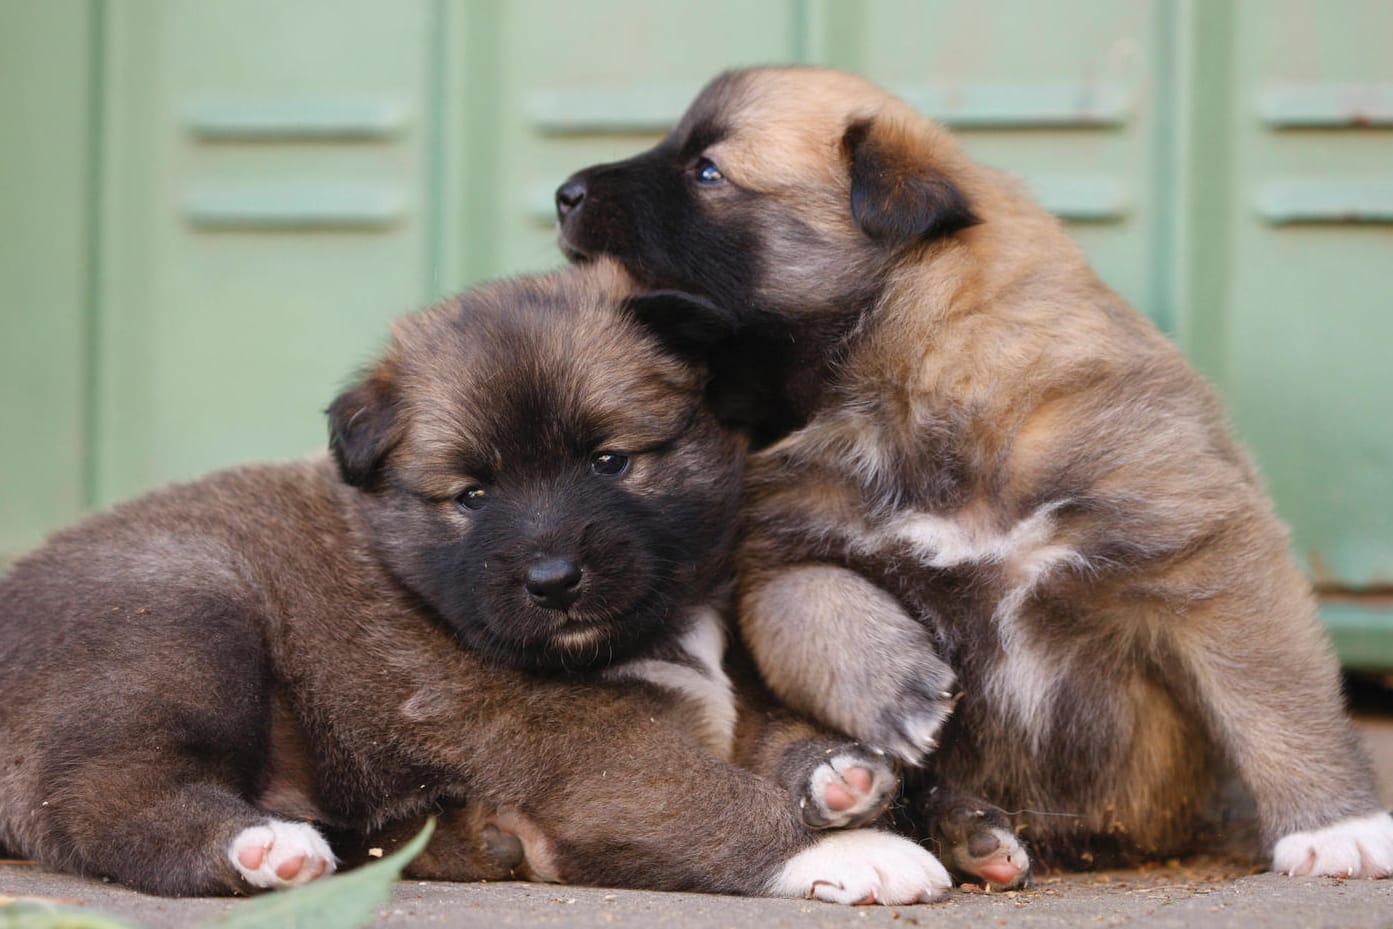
556,66,1393,880
0,260,947,902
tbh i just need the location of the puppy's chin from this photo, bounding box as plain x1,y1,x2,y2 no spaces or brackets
537,623,620,670
557,229,664,290
492,625,625,674
556,220,599,263
557,237,592,264
454,607,667,674
558,244,719,309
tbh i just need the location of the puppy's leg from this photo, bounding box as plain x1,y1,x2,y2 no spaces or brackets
919,785,1031,890
40,755,333,895
1174,569,1393,879
8,592,336,895
451,688,951,903
226,818,336,889
736,708,899,830
741,563,957,765
790,740,900,830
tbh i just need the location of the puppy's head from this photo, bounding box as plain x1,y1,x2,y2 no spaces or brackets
555,66,978,322
327,261,742,672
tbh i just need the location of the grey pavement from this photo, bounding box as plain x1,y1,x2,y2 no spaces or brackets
4,862,1393,929
3,714,1392,929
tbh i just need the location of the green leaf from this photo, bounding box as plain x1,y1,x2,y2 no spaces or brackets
0,899,143,929
199,818,436,929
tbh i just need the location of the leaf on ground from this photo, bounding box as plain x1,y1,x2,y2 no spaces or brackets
0,899,143,929
199,818,436,929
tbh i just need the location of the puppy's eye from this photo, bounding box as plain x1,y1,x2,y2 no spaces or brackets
455,485,487,511
693,158,725,186
590,451,630,477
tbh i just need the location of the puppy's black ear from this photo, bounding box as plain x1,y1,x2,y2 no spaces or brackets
844,118,978,247
623,290,740,361
327,363,402,488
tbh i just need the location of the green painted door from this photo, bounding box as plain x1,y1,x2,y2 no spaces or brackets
90,0,443,505
1185,0,1393,667
2,0,1390,666
0,1,97,560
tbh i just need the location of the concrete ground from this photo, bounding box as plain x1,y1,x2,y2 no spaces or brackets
4,853,1393,929
4,709,1392,929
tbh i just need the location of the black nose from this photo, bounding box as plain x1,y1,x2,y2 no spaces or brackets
525,557,583,611
555,178,586,220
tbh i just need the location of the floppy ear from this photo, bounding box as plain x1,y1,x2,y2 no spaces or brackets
327,362,402,488
622,290,740,361
843,118,978,247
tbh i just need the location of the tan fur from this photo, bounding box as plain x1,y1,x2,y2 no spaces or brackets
557,66,1393,876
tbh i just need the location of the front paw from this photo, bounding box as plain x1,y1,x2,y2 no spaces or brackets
933,798,1031,890
767,830,952,904
744,563,957,768
800,747,898,830
1273,812,1393,879
229,820,336,890
862,681,959,767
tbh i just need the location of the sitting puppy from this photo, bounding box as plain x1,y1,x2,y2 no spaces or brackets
0,260,949,903
555,67,1393,883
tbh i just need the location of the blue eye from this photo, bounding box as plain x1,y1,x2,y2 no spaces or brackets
591,452,630,477
456,485,486,511
694,158,725,185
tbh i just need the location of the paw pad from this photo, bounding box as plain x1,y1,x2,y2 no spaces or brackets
229,820,337,889
803,751,898,830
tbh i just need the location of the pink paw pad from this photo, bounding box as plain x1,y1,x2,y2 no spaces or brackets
804,753,898,829
228,820,336,890
823,766,874,812
959,826,1030,890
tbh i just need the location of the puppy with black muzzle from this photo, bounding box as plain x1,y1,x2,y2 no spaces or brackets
0,260,949,903
556,66,1393,885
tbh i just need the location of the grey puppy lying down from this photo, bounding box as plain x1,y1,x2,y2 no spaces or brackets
0,261,949,904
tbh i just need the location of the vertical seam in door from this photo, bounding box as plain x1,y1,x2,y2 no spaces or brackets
81,0,106,511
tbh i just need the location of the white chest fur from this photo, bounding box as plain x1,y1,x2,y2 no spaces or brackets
861,501,1090,745
604,606,737,761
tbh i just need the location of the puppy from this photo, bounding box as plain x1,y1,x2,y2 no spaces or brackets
0,260,949,903
555,66,1393,883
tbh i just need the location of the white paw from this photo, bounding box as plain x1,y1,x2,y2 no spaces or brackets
1273,812,1393,879
803,751,898,829
229,820,337,889
767,830,952,905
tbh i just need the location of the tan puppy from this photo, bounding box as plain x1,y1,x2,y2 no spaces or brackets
0,261,947,903
556,66,1393,883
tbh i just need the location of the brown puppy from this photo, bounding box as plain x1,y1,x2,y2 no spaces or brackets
556,66,1393,883
0,260,949,903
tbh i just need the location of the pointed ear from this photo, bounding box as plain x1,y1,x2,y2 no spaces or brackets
327,362,402,488
622,290,740,361
843,118,978,247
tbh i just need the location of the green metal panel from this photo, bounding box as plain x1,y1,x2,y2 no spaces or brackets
811,0,1172,329
91,0,441,506
1211,0,1393,655
1324,599,1393,672
0,1,97,561
1162,0,1393,660
2,0,1391,664
1212,0,1393,592
484,0,803,277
